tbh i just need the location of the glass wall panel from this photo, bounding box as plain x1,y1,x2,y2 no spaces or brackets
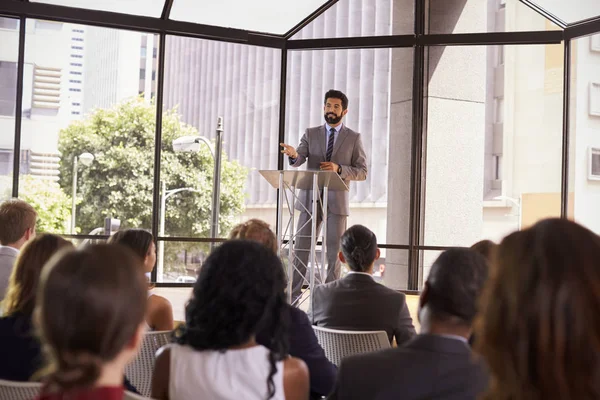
424,43,564,247
0,16,20,200
284,47,413,290
568,34,600,235
427,0,561,34
170,0,328,35
160,36,280,245
19,20,158,234
527,0,600,24
291,0,414,39
157,240,207,283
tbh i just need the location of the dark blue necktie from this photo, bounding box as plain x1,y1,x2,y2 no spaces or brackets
326,128,335,161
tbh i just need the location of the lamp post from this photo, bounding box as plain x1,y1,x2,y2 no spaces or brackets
157,181,199,281
494,195,522,230
171,117,223,250
71,152,94,234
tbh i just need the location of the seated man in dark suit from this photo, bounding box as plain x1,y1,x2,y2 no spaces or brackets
311,225,416,345
328,248,490,400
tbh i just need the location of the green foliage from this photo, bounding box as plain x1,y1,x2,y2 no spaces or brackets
57,97,247,239
0,175,71,233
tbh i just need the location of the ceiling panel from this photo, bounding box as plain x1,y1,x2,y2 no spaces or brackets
31,0,166,18
170,0,329,35
525,0,600,24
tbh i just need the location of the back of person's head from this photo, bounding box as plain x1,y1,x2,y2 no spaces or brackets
324,89,349,110
108,228,153,260
421,248,489,328
36,244,147,392
470,240,497,262
475,218,600,400
0,199,37,246
2,234,72,316
340,225,378,273
176,240,288,399
229,219,277,253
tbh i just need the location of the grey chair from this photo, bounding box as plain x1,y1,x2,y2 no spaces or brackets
312,326,390,366
0,379,42,400
124,330,172,397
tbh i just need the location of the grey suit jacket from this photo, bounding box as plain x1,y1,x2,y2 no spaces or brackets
311,274,416,344
0,246,18,300
328,334,489,400
290,125,367,216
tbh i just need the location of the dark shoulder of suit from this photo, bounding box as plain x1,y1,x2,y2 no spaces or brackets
0,313,42,381
337,335,488,400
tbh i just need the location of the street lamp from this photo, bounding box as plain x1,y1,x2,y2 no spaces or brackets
71,152,94,234
172,117,223,249
494,195,522,230
157,180,199,281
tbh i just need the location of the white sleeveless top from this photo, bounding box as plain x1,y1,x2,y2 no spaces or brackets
167,343,285,400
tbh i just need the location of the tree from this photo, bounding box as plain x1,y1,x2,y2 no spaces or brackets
57,97,247,241
0,175,71,233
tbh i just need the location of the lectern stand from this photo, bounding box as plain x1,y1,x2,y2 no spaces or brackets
259,170,349,311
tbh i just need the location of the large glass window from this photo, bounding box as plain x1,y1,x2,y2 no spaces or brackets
569,34,600,235
423,43,564,252
30,0,165,18
284,47,413,290
0,17,19,199
19,20,159,234
157,36,281,282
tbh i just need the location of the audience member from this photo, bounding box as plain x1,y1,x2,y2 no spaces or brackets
231,219,337,398
312,224,415,344
34,244,147,400
109,229,173,331
151,240,309,400
475,218,600,400
329,248,489,400
0,234,72,381
0,199,37,300
470,239,497,262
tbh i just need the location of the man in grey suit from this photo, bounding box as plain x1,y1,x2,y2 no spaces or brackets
281,90,367,302
0,199,37,300
328,248,490,400
311,225,416,345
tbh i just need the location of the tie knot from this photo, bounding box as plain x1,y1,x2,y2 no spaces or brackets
330,128,336,134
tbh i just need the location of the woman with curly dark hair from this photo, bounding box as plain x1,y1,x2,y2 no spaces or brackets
475,218,600,400
151,240,309,400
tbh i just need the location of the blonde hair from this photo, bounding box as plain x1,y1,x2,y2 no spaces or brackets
229,219,277,253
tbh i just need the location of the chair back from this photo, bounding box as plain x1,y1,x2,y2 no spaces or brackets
312,326,390,366
124,390,156,400
0,379,42,400
124,330,172,397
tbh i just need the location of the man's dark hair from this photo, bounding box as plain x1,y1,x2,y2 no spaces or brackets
340,225,378,273
425,248,488,325
324,89,349,110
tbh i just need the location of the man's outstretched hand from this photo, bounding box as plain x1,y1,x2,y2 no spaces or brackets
280,143,298,159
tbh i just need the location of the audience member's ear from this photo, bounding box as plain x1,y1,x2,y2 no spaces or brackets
375,248,381,260
418,282,430,311
338,251,346,264
26,227,36,241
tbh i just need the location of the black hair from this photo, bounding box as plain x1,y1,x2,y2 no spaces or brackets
324,89,349,110
175,240,289,400
108,228,154,260
340,225,378,272
425,248,489,325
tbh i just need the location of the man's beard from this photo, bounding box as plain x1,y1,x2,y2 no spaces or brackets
324,113,342,125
